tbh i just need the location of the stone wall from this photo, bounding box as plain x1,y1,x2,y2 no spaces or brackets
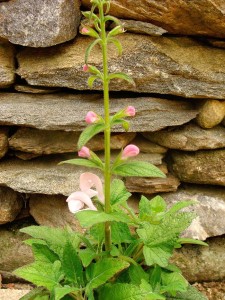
0,0,225,284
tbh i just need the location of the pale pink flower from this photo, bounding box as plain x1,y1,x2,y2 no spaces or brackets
125,106,135,117
78,146,91,158
83,64,89,72
81,27,89,34
85,111,99,124
121,144,140,159
66,172,104,213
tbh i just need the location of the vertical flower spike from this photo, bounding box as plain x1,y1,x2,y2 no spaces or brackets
121,144,140,159
78,146,91,158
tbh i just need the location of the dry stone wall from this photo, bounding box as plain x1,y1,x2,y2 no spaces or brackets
0,0,225,284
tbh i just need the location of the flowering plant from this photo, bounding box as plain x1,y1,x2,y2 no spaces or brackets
15,1,207,299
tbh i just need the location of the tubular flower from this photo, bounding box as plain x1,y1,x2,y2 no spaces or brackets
66,172,104,213
85,111,99,124
121,144,140,159
125,106,135,117
78,146,91,158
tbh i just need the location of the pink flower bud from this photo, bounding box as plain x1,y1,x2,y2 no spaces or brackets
83,64,89,72
78,146,91,158
125,106,135,117
81,27,89,34
121,144,140,159
85,111,99,124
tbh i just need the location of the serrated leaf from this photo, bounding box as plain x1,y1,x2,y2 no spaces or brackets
128,264,149,285
108,72,135,85
86,258,129,293
62,242,83,286
139,196,166,223
161,271,188,296
79,248,96,267
166,201,196,215
31,243,59,264
85,38,101,64
111,222,134,244
99,283,165,300
54,286,80,300
59,158,103,170
166,284,207,300
112,161,166,178
76,210,131,228
19,287,49,300
78,123,105,149
143,245,172,268
110,179,131,206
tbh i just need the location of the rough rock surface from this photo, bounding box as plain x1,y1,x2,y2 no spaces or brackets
0,93,197,132
82,0,225,38
9,127,136,154
133,135,167,154
143,123,225,151
0,187,23,224
0,42,14,88
125,173,180,194
196,100,225,128
0,127,8,159
29,194,83,232
0,290,31,300
0,153,164,196
0,0,81,47
14,84,60,94
161,185,225,240
171,149,225,186
171,236,225,282
17,35,225,99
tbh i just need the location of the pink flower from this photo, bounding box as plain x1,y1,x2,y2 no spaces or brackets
83,64,89,72
66,172,104,213
78,146,91,158
125,106,135,117
81,27,89,34
85,111,99,124
121,144,140,159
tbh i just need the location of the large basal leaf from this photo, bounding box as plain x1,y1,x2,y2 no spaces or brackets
86,258,129,293
78,123,105,149
99,283,165,300
110,179,131,206
14,260,63,291
112,161,166,178
166,284,207,300
76,210,131,228
62,242,83,286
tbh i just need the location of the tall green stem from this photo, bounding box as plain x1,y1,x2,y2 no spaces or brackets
99,1,111,251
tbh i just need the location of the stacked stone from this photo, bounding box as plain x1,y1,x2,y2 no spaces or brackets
0,0,225,285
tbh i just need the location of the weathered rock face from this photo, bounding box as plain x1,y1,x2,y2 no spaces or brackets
9,127,136,155
171,236,225,282
143,123,225,151
161,185,225,240
29,194,83,232
0,187,23,224
196,100,225,128
171,149,225,186
0,0,81,47
132,135,167,154
17,34,225,99
0,42,14,88
82,0,225,38
0,93,197,132
0,127,8,159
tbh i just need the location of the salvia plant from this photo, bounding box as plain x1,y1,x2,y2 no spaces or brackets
15,1,208,299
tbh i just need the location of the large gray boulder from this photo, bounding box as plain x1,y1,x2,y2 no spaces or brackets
0,0,81,47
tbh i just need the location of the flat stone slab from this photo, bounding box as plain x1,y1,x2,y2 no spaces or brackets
0,127,8,159
82,0,225,38
0,0,81,47
0,42,14,88
0,93,197,132
0,289,30,300
143,123,225,151
171,149,225,186
17,34,225,99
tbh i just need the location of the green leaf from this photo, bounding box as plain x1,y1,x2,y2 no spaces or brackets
143,245,172,268
166,284,207,300
104,15,121,26
62,242,83,286
99,283,165,300
149,265,162,290
112,161,166,178
54,286,80,300
86,258,129,293
128,264,149,285
88,75,99,88
111,222,134,244
161,271,188,296
177,238,208,247
59,158,103,170
76,210,131,228
31,243,59,264
78,123,105,149
79,248,96,267
166,201,196,215
139,196,166,223
108,37,123,55
108,72,135,85
85,38,102,64
14,260,63,291
19,287,49,300
110,179,131,206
